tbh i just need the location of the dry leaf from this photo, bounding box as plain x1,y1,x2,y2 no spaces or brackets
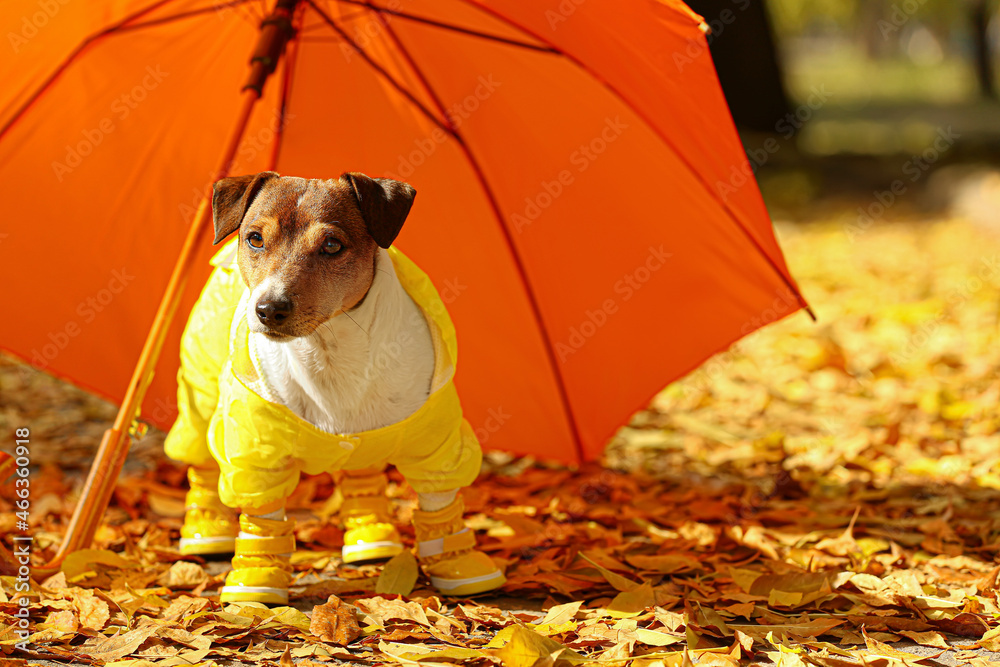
376,551,419,596
310,595,362,645
73,590,110,631
495,625,585,667
156,561,208,589
83,623,158,662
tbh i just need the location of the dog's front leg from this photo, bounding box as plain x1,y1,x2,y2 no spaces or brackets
219,500,296,606
412,490,506,596
340,468,405,563
179,464,239,556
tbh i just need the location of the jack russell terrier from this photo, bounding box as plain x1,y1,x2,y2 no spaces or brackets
164,171,505,604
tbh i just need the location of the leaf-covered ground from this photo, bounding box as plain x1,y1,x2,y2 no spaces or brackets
2,215,1000,667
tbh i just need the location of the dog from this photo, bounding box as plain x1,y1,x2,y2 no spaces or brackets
164,171,505,604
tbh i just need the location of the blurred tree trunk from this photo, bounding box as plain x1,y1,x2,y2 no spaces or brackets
685,0,791,132
971,0,997,99
860,0,895,58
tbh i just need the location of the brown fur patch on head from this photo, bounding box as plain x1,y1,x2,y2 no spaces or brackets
234,176,381,339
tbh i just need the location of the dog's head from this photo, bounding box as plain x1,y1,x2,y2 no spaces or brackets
211,171,416,339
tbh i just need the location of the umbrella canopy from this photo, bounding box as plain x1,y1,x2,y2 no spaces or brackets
1,0,808,463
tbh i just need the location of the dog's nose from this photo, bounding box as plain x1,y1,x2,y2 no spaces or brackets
256,299,292,324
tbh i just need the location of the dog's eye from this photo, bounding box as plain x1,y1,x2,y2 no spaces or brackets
246,232,264,249
321,238,343,255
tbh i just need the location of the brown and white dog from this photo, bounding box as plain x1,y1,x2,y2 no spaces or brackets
169,171,503,603
218,172,437,438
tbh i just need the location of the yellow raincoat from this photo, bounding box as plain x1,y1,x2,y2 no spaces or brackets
164,241,482,509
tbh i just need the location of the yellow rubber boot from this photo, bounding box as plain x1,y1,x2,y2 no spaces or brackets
340,469,404,564
413,495,505,596
219,514,295,605
179,466,238,556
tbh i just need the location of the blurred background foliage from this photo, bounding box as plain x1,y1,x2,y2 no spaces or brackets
770,0,995,104
684,0,1000,221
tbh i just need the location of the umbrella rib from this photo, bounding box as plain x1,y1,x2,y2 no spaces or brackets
453,0,815,320
268,7,303,170
364,4,588,461
304,0,457,139
0,0,180,142
108,0,261,33
333,0,557,53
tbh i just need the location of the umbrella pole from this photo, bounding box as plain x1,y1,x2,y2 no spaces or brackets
33,0,299,578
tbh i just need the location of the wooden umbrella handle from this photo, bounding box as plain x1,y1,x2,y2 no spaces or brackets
34,174,232,578
32,0,301,579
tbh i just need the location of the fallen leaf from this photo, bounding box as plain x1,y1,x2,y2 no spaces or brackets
579,553,640,592
898,630,950,650
61,549,133,580
608,582,656,615
73,590,110,631
310,595,362,645
495,625,585,667
83,623,158,662
156,561,208,589
376,551,419,596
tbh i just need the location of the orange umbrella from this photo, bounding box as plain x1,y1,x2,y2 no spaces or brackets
1,0,809,565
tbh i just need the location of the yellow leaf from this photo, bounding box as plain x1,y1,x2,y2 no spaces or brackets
729,568,763,594
376,551,419,596
532,621,579,637
156,561,208,589
495,625,585,667
485,625,517,649
535,601,583,626
862,626,944,662
61,549,132,580
764,651,808,667
979,626,1000,652
608,582,656,616
357,596,431,627
898,630,950,650
74,590,110,631
83,624,158,663
635,628,685,647
625,554,701,574
158,648,212,667
768,589,803,607
401,647,488,662
266,606,313,632
579,553,640,592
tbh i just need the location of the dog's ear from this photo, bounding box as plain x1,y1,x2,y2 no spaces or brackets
341,172,416,249
211,171,277,245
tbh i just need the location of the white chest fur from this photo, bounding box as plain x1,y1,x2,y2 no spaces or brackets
250,249,436,435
